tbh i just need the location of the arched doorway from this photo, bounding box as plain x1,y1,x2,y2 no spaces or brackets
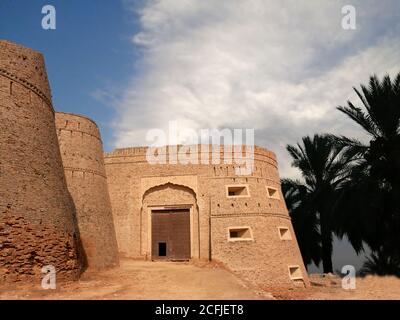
141,183,199,261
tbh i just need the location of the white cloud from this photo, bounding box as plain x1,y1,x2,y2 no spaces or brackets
114,0,400,178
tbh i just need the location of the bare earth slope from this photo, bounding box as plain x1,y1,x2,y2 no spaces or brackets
0,259,399,300
0,259,270,300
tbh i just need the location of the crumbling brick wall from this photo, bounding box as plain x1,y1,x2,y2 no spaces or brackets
0,214,82,284
0,40,83,284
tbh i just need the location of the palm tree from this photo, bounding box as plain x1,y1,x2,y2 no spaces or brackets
285,134,354,273
334,73,400,274
360,248,400,277
281,179,321,268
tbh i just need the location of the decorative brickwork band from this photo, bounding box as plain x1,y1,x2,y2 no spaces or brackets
63,167,108,179
0,68,53,111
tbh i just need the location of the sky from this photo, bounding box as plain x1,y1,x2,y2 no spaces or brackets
1,0,400,272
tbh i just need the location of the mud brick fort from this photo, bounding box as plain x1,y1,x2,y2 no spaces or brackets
0,40,309,288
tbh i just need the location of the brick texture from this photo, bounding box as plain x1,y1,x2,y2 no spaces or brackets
0,40,83,284
0,40,309,289
55,112,119,270
104,146,310,287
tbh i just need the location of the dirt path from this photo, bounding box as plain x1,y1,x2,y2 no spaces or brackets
0,259,272,300
1,259,399,300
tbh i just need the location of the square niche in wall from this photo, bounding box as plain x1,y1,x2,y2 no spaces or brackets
226,185,250,198
288,265,303,280
228,226,253,242
266,186,280,199
278,226,292,240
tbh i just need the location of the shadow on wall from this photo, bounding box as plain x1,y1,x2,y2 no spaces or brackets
67,190,89,274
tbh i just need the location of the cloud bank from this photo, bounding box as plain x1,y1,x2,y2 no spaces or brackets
114,0,400,178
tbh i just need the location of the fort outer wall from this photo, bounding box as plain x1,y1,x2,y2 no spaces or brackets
55,112,119,269
104,145,310,288
0,40,83,283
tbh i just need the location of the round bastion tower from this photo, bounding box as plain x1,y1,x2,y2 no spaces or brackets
55,112,119,269
0,40,83,283
104,145,310,288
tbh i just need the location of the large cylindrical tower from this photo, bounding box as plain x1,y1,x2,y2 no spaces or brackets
0,40,83,283
55,112,119,269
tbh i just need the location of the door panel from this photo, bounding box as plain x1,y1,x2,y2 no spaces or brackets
151,209,190,260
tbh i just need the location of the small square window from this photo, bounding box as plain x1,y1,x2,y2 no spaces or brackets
266,186,280,199
226,185,250,198
288,265,303,280
278,227,292,240
228,227,253,241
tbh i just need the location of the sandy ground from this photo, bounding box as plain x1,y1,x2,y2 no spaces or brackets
268,273,400,300
0,259,399,300
0,258,270,300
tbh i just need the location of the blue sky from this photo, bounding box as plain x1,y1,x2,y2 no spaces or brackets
2,0,400,272
0,0,140,151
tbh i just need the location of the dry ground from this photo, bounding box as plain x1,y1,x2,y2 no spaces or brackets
268,273,400,300
0,258,270,300
0,258,399,300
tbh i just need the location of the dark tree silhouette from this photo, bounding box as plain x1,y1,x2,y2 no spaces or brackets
281,179,321,268
360,248,400,277
284,134,354,273
334,73,400,276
